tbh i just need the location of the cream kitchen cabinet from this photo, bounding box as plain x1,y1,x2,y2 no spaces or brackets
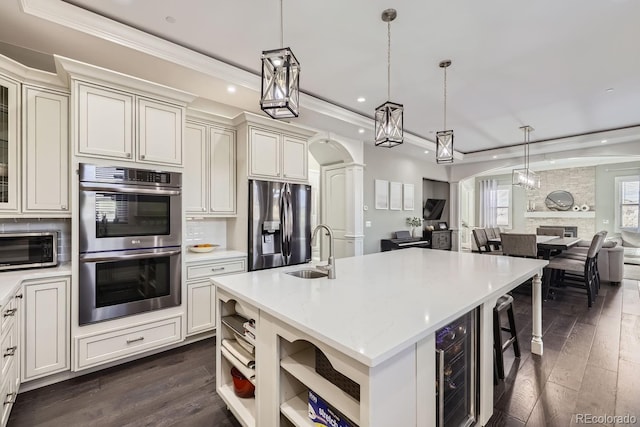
22,86,69,214
184,120,236,216
1,289,22,427
0,74,20,213
185,256,246,336
76,81,184,166
0,69,70,217
248,126,308,182
21,277,70,382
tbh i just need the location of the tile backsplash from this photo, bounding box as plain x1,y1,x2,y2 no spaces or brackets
0,218,71,262
185,218,227,248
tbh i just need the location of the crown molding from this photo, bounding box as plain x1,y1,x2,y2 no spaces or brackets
0,53,67,89
20,0,466,158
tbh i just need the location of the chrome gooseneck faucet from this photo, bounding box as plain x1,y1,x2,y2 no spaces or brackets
312,224,336,279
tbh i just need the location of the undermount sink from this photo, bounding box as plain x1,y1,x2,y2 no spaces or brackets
285,269,328,279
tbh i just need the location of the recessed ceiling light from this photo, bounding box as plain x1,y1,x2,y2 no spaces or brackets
357,97,366,103
358,128,365,134
601,139,608,143
549,160,556,164
492,155,497,159
227,85,236,93
165,16,176,24
424,150,429,154
606,88,614,93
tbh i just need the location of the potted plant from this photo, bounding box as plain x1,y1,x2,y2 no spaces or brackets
407,217,423,238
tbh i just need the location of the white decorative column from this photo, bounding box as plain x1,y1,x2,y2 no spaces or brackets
449,181,460,251
345,163,365,256
531,271,544,355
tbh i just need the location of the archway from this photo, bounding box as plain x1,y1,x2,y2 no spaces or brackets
308,132,364,260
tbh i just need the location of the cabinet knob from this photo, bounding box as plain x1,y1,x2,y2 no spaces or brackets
3,346,16,358
61,205,67,210
140,154,146,160
202,208,206,212
15,294,22,299
126,153,132,158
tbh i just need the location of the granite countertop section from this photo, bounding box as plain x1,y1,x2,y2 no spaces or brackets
184,249,247,264
212,249,547,367
0,263,72,307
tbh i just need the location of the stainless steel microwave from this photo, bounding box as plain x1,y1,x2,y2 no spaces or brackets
0,231,58,271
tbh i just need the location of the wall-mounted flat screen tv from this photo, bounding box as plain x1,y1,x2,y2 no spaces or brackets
423,198,446,220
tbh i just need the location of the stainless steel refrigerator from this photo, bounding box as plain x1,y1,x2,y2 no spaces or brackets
248,179,312,271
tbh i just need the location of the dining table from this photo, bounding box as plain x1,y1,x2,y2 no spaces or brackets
487,235,582,259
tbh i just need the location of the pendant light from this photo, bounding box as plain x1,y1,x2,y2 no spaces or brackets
374,8,403,148
436,59,454,164
512,125,540,190
260,0,300,119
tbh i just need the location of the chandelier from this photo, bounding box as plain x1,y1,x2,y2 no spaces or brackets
374,8,403,148
512,125,540,190
260,0,300,119
436,59,454,163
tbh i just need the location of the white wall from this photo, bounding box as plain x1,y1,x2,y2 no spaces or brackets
362,144,449,254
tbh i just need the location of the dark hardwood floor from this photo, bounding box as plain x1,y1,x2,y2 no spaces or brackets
8,278,640,426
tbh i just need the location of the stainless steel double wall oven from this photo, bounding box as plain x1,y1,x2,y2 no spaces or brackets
78,164,182,325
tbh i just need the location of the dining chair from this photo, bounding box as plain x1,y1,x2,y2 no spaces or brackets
555,231,608,295
536,227,565,237
472,228,501,254
500,233,538,258
485,228,501,250
543,232,605,308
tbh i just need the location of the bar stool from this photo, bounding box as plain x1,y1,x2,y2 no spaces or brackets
493,294,520,380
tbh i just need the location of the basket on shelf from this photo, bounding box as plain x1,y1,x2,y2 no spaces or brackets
314,348,360,401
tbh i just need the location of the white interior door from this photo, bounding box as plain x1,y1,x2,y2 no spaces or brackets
321,165,348,259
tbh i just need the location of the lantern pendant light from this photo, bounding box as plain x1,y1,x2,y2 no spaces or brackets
512,125,541,190
374,8,403,148
260,0,300,119
436,60,454,163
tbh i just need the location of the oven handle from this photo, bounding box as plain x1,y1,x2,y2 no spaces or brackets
80,249,181,263
79,183,181,196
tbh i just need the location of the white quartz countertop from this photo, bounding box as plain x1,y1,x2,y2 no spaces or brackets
212,248,548,367
184,249,247,263
0,263,72,307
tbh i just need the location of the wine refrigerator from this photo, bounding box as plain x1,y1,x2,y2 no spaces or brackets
435,308,479,426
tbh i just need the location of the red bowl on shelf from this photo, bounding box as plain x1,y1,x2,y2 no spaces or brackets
231,367,255,398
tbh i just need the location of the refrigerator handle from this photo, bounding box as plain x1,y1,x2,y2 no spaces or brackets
281,184,292,259
436,349,445,427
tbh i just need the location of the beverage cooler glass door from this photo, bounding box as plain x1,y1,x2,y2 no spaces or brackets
79,248,181,325
435,308,479,427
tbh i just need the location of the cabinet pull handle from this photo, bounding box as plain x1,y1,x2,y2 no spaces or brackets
3,309,16,317
15,294,23,299
211,267,226,272
126,153,132,158
3,346,16,358
3,393,15,405
126,336,145,344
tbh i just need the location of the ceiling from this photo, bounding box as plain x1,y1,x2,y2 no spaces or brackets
2,0,640,164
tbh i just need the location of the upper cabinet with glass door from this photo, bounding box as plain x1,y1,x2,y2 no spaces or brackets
0,74,19,212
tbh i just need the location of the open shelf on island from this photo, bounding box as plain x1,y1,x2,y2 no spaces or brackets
281,391,314,427
218,382,256,427
220,346,256,386
281,347,360,425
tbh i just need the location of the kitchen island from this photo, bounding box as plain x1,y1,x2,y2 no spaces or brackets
212,248,548,427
